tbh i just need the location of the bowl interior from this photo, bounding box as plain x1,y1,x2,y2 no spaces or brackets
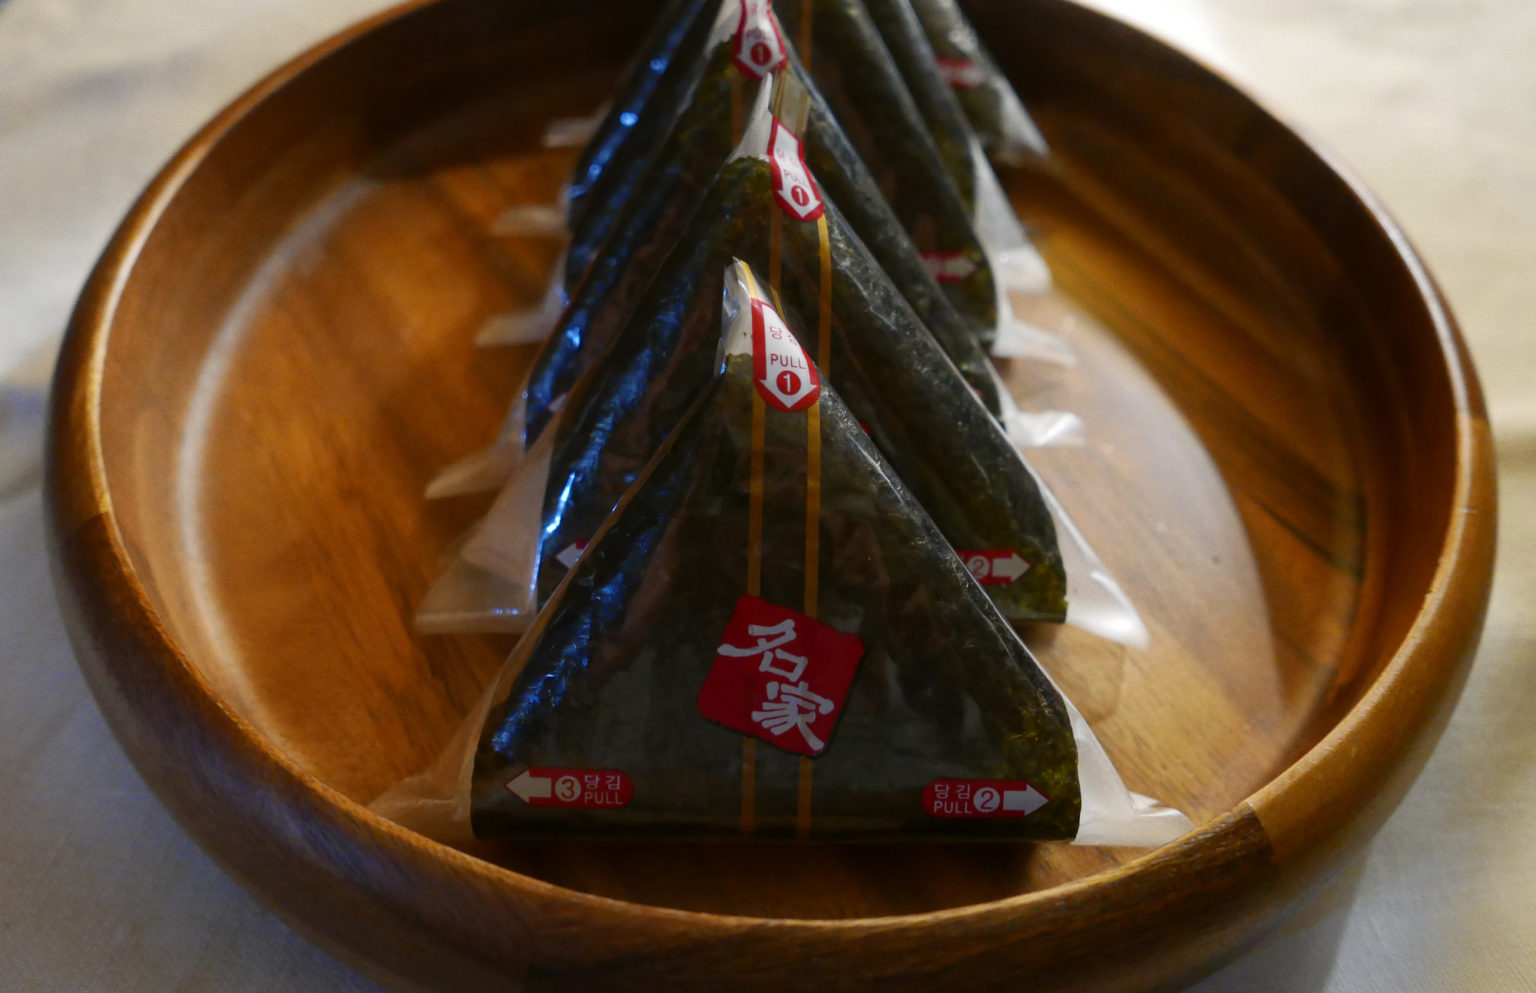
87,0,1454,919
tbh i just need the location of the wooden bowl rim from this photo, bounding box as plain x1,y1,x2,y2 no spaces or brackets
49,0,1495,935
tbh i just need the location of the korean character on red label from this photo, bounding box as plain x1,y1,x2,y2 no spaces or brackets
697,596,864,757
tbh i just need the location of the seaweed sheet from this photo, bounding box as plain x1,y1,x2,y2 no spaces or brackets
907,0,1049,164
513,54,1004,453
862,0,977,198
771,0,1006,342
521,43,745,449
561,0,774,288
563,0,715,240
470,261,1081,840
531,96,1067,623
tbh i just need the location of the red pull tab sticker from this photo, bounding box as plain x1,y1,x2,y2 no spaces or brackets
958,549,1032,586
924,778,1050,818
698,596,865,757
768,119,825,222
935,57,985,90
750,298,820,412
505,767,633,809
920,251,980,283
733,0,788,79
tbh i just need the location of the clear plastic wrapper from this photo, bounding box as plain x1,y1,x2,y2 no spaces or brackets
540,106,607,151
971,132,1061,358
473,246,571,349
490,202,569,239
416,432,553,633
423,96,1139,640
385,263,1189,846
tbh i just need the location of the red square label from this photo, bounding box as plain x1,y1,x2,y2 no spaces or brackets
697,596,864,757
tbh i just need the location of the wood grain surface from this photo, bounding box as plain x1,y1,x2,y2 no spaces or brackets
45,0,1495,989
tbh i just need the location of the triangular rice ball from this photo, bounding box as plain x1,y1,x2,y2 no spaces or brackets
475,263,1077,840
517,57,1004,452
535,96,1068,624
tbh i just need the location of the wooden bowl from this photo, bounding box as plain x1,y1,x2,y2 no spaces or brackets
46,0,1496,989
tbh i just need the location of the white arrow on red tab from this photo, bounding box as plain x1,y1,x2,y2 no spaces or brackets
768,119,824,222
958,549,1031,585
750,299,820,412
922,777,1050,819
732,0,788,79
1003,784,1050,815
992,552,1030,582
920,251,980,283
507,769,552,802
504,766,634,809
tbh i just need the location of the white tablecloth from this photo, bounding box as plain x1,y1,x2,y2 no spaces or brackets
2,1,1531,990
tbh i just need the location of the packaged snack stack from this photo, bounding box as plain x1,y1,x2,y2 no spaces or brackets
464,261,1190,845
488,0,1065,360
439,54,1074,499
420,73,1144,649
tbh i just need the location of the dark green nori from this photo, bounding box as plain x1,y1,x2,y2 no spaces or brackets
521,51,1000,447
791,60,1001,414
562,0,717,284
862,0,977,204
470,303,1082,840
774,0,998,343
537,156,1066,622
522,44,743,447
907,0,1038,163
